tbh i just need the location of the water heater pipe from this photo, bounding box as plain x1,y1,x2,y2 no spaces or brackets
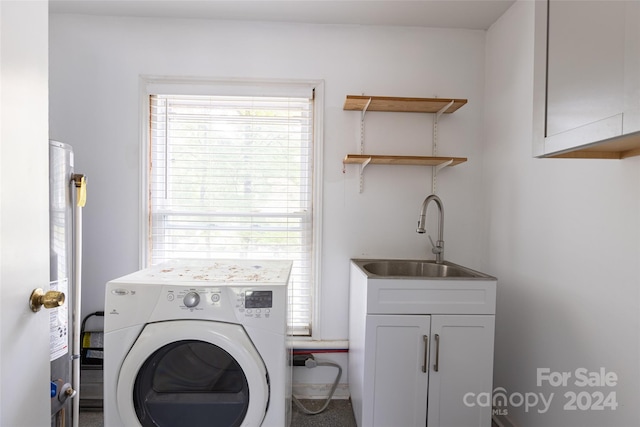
71,174,86,427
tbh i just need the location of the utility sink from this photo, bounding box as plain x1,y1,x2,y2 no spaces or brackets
355,259,493,279
350,259,497,315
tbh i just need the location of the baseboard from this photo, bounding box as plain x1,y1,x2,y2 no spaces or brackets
292,383,350,400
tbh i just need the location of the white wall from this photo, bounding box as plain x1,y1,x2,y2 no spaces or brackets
49,14,489,395
485,2,640,426
49,16,488,340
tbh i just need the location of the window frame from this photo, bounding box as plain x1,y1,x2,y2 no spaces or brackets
139,76,324,337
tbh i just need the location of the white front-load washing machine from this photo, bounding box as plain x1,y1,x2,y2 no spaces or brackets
104,259,292,427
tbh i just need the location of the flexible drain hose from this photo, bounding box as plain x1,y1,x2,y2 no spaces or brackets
292,358,343,415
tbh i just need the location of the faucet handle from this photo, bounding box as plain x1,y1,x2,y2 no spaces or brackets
428,235,443,254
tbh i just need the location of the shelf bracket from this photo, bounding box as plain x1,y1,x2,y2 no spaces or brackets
360,97,372,122
433,100,455,152
434,158,453,174
359,157,372,193
436,100,455,120
359,97,372,154
432,100,455,155
361,156,372,169
431,100,455,194
358,97,372,193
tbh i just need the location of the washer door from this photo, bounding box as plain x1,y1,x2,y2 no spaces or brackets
116,320,269,427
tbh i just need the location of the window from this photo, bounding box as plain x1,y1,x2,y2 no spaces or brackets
143,79,322,336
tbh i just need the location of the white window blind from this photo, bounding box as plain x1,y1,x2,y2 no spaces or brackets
148,93,315,335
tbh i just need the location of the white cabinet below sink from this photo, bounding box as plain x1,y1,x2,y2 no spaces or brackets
348,260,497,427
427,315,495,427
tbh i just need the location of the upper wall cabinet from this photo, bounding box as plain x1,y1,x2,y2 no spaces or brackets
533,0,640,158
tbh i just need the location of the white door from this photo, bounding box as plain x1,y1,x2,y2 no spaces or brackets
427,315,495,427
0,1,51,426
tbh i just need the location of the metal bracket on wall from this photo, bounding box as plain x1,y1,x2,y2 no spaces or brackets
359,97,372,193
431,100,454,194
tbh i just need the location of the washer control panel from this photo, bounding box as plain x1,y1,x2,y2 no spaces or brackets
163,287,223,312
160,286,274,320
235,290,273,319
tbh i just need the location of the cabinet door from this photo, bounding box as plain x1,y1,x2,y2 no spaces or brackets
364,315,430,427
427,315,495,427
546,0,626,139
533,0,640,157
623,0,640,133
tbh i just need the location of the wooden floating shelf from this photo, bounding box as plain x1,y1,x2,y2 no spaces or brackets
343,154,467,167
343,95,467,114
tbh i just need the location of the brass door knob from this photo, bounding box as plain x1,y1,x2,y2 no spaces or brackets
29,288,65,312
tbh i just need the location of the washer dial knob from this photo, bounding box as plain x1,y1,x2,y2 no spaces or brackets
183,292,200,308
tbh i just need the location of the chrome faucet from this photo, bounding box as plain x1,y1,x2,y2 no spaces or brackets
416,194,444,264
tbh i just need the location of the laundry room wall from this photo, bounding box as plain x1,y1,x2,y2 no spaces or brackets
484,2,640,426
49,13,488,389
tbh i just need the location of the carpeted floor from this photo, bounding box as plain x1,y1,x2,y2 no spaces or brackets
79,399,357,426
80,401,502,426
292,399,357,426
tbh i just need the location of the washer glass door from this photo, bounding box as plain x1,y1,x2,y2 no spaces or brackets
134,340,249,427
117,320,269,427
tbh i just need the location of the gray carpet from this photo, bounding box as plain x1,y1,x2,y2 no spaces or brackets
292,399,357,426
79,399,357,426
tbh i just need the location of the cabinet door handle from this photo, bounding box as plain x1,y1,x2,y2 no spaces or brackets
422,335,429,373
433,334,440,372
